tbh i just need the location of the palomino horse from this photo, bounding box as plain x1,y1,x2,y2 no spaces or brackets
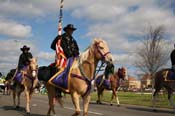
46,38,113,116
152,68,175,112
12,58,38,115
96,67,128,106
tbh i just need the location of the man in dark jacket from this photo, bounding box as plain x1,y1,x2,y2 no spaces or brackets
51,24,79,58
104,63,115,79
170,44,175,71
18,45,33,71
50,24,79,98
13,45,32,86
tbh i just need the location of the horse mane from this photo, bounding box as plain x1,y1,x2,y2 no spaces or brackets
29,57,37,64
79,48,90,64
79,38,104,65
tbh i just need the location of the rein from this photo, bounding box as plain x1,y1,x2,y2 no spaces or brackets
71,46,107,97
95,42,111,61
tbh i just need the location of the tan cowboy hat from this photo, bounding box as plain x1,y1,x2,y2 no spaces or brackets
20,45,30,51
63,24,77,32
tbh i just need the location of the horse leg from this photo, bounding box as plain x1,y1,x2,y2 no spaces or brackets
152,88,160,111
4,85,7,95
83,95,91,116
167,89,175,112
46,85,56,116
96,87,101,104
7,85,10,95
24,89,31,114
115,89,120,106
12,90,16,108
16,90,22,109
71,92,81,116
98,88,104,104
110,89,115,106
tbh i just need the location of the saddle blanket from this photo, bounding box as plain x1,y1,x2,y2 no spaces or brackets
48,57,76,92
96,75,111,90
165,71,175,81
14,66,27,84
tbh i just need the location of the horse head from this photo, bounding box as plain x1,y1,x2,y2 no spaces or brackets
117,67,128,81
92,38,113,64
28,58,38,78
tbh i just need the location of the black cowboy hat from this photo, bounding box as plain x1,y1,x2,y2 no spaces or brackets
63,24,77,32
20,45,30,51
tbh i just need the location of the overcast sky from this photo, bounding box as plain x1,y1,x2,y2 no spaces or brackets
0,0,174,77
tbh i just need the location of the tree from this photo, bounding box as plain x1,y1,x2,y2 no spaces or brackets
135,25,169,78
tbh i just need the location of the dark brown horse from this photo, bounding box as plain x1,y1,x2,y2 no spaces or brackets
152,68,175,112
96,67,128,106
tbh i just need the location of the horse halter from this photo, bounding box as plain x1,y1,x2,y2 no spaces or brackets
94,41,111,62
118,68,127,80
29,64,38,78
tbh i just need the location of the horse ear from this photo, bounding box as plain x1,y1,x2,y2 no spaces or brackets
93,38,100,43
93,38,97,43
35,57,38,62
29,58,32,62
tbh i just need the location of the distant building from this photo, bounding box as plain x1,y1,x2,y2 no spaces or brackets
121,76,141,90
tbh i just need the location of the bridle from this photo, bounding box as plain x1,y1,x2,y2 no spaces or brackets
117,68,127,81
71,40,112,97
25,63,38,79
94,41,111,61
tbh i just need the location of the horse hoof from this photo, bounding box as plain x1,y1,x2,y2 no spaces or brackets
96,100,99,104
26,112,30,116
16,106,20,109
117,104,120,107
153,109,157,112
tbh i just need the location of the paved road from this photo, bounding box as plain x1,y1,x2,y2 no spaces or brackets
0,93,174,116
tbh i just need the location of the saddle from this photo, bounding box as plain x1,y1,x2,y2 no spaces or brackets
163,69,175,82
48,57,75,92
14,66,28,84
96,75,111,89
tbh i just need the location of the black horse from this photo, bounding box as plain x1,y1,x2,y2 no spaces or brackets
152,68,175,112
38,66,57,82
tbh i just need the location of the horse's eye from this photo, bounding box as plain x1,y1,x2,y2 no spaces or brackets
99,46,104,49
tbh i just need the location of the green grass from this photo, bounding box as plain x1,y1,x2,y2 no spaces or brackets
38,90,175,109
91,91,175,108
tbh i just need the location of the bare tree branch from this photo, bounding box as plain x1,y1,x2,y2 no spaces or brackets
135,25,169,76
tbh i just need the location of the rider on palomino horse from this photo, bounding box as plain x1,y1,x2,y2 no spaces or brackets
13,45,33,86
50,24,79,97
